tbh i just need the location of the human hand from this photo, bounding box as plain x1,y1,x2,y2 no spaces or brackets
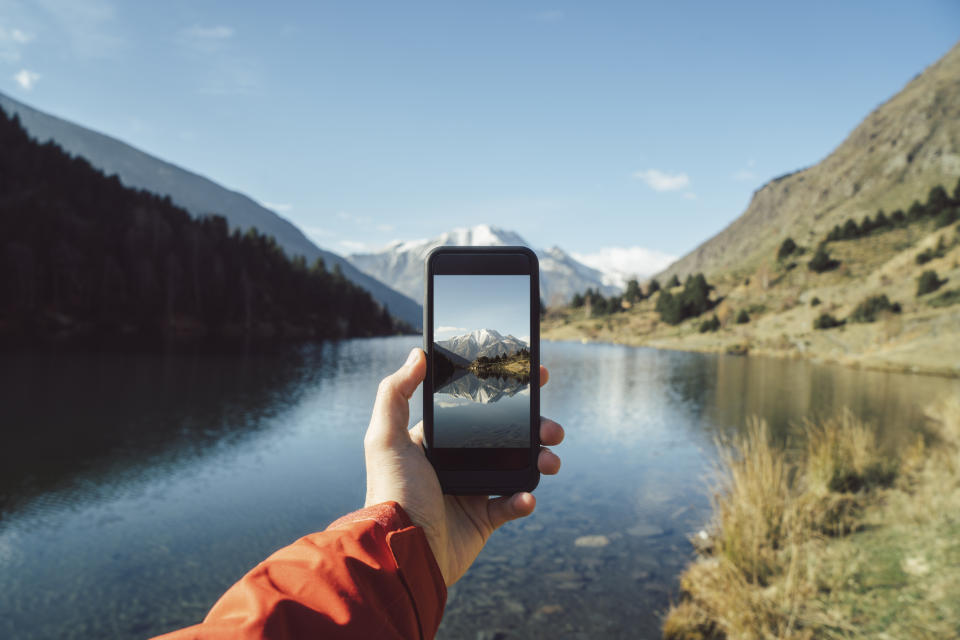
363,348,564,586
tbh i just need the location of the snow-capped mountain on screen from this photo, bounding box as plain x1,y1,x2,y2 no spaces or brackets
347,224,621,305
437,329,528,362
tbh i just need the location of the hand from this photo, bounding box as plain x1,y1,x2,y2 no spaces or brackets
363,348,564,586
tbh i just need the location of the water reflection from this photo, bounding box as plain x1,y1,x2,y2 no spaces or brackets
0,338,956,640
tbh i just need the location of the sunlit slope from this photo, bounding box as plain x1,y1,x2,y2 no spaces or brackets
658,41,960,283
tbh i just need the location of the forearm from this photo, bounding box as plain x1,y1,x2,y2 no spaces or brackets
153,502,447,640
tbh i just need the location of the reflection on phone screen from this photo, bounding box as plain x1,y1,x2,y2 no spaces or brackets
432,274,531,448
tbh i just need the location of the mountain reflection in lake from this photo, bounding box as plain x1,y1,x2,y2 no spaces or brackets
1,337,958,639
434,371,531,447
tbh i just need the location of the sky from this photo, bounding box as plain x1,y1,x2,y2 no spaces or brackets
1,1,958,276
434,275,529,342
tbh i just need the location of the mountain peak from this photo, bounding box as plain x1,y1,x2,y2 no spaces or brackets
348,226,621,306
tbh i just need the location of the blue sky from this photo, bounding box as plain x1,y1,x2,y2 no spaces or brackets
434,275,529,342
1,1,958,275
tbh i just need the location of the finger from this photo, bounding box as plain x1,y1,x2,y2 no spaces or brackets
539,417,564,446
408,421,424,446
487,492,536,529
366,349,426,446
539,366,549,388
538,447,561,475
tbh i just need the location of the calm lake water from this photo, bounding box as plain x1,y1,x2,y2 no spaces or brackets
1,337,958,639
434,371,530,448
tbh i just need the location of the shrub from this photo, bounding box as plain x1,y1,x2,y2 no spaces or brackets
656,273,715,325
916,236,947,265
935,207,959,229
667,274,681,288
928,288,960,308
810,297,821,306
849,294,900,323
699,314,721,333
917,270,945,296
777,237,798,261
814,313,844,330
736,309,750,324
808,245,840,273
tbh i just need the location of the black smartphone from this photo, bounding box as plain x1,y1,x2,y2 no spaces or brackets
423,246,540,495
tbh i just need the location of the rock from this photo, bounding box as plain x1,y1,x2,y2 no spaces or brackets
574,535,609,548
534,604,564,617
476,631,508,640
503,600,526,615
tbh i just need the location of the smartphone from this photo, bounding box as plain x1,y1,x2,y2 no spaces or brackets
423,246,540,495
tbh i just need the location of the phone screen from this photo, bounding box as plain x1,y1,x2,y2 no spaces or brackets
432,274,532,449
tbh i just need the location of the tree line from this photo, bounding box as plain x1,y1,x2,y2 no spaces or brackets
0,107,405,349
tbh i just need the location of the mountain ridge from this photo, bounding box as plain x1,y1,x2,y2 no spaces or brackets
655,41,960,284
0,92,422,329
348,224,621,306
437,328,529,362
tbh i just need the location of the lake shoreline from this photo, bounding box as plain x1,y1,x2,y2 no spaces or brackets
542,334,960,379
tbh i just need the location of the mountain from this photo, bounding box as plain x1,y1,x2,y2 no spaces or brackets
656,42,960,284
437,329,528,362
434,343,471,368
0,106,402,346
436,372,528,405
0,92,421,329
347,224,621,306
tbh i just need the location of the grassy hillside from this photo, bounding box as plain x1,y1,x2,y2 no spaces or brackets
543,42,960,377
658,41,960,285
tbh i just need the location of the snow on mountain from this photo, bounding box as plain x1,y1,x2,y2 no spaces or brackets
347,224,621,306
437,328,528,362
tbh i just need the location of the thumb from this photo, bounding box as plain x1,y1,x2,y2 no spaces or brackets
366,349,426,446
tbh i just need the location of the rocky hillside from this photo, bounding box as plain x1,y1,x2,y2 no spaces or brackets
657,41,960,284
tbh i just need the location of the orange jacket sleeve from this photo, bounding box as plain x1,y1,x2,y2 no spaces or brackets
153,502,447,640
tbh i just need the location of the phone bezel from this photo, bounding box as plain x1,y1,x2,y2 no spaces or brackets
423,246,541,495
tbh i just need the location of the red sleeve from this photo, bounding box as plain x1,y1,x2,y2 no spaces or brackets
153,502,447,640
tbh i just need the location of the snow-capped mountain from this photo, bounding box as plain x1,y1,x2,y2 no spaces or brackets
347,224,621,306
436,372,528,405
437,329,528,362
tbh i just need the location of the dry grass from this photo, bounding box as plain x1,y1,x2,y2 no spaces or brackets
663,397,960,640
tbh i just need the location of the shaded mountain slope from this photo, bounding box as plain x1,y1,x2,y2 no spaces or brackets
0,92,421,328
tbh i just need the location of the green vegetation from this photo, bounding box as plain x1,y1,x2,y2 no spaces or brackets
813,313,845,330
663,397,960,640
655,273,714,325
826,180,960,242
810,297,821,307
916,270,946,296
916,235,949,265
928,288,960,308
807,244,841,273
667,274,682,288
735,309,750,324
848,295,901,324
776,237,799,261
699,314,721,333
472,349,531,380
0,107,403,348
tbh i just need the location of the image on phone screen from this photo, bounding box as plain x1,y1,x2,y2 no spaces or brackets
432,274,531,448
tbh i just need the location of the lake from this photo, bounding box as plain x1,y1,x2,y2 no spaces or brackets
1,337,957,639
434,371,530,448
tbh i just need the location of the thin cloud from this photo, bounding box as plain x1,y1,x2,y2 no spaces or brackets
437,326,470,334
0,26,34,62
634,169,691,192
733,169,757,182
573,246,677,283
13,69,40,90
682,192,697,200
180,25,235,40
